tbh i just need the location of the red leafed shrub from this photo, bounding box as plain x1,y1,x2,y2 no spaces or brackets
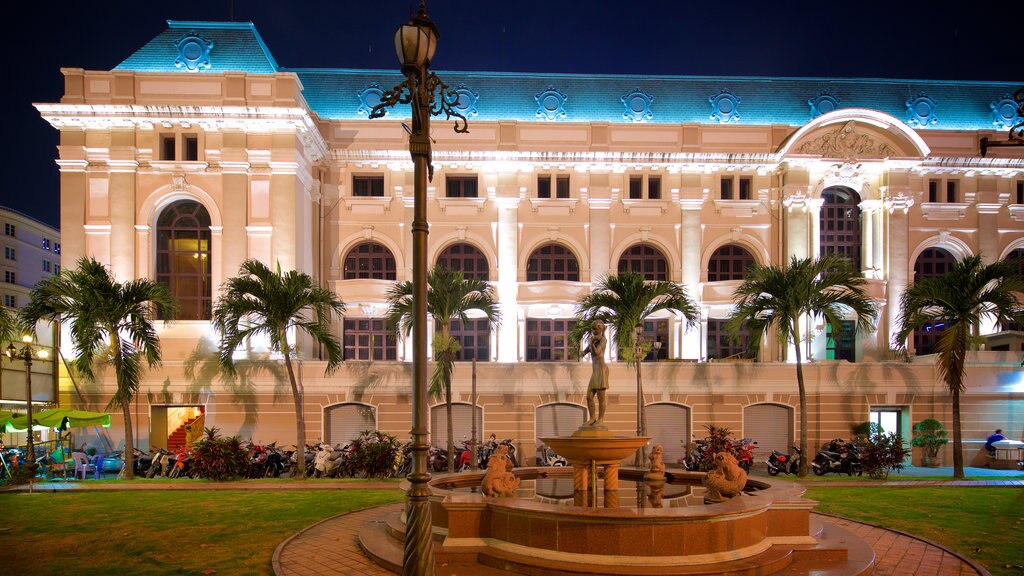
190,427,250,481
857,432,910,480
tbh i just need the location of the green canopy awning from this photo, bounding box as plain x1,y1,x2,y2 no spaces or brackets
3,408,111,432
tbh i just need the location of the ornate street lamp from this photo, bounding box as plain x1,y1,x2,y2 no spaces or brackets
369,2,468,574
6,334,49,478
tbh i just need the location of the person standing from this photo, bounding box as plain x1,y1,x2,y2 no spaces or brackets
584,321,610,426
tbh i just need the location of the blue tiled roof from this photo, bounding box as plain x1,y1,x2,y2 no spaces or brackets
293,69,1020,131
114,22,1020,131
114,21,279,74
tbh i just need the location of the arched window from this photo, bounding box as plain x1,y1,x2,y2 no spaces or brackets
820,187,862,271
707,244,755,282
617,243,668,281
324,403,376,446
1002,248,1024,331
913,247,956,355
344,242,396,280
526,243,579,281
437,243,489,281
156,200,212,320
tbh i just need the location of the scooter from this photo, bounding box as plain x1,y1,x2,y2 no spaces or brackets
536,444,568,467
811,439,863,476
734,438,757,472
766,446,801,476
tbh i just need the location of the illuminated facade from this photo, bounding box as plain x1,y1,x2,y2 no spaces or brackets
37,21,1024,463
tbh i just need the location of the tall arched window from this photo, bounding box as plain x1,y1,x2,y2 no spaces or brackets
707,244,755,282
526,243,579,281
820,187,862,271
344,242,396,280
1002,248,1024,332
437,243,489,281
913,247,957,355
617,243,668,281
156,200,211,320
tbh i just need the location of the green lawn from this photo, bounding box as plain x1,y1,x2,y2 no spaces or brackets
1,484,1020,576
0,488,403,575
807,487,1024,576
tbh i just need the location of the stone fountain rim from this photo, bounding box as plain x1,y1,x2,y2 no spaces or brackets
416,466,811,520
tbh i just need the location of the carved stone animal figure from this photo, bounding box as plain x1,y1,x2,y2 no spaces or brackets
646,444,666,480
481,445,520,497
702,451,747,503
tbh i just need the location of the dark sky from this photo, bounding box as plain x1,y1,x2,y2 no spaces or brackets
6,0,1020,228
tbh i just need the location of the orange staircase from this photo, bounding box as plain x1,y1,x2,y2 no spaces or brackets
167,415,203,451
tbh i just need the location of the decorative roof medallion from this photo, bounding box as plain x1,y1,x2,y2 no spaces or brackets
357,83,384,116
808,91,841,119
621,88,654,123
905,93,938,127
709,89,741,124
990,94,1021,130
452,85,480,118
535,86,568,121
174,32,214,72
796,121,895,160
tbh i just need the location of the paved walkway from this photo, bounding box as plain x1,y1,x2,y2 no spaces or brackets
271,503,993,576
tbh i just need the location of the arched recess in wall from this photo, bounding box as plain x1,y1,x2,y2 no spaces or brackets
614,241,672,281
611,233,679,281
776,108,930,160
341,241,398,280
535,402,586,451
139,186,224,320
333,232,406,280
430,402,483,449
432,239,494,281
323,402,377,446
743,403,794,458
522,241,585,282
645,402,691,465
819,186,862,272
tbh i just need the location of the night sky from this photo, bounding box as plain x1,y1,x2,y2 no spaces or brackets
6,0,1020,229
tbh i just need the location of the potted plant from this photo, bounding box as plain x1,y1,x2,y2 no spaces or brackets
911,418,949,467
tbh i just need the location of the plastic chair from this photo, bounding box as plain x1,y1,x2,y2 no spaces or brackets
71,452,96,480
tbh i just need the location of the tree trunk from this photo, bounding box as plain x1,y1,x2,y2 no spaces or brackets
951,387,964,479
793,320,809,478
121,391,135,480
282,336,305,480
446,376,455,473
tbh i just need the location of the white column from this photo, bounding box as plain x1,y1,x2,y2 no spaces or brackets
885,190,914,351
496,199,519,362
679,202,702,360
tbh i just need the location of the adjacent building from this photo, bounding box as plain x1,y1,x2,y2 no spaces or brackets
36,20,1024,464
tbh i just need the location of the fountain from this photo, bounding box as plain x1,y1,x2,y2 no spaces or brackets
358,333,874,574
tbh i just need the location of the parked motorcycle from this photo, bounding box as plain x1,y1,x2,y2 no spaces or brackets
536,444,568,467
678,438,706,471
766,446,801,476
734,438,757,473
811,439,863,476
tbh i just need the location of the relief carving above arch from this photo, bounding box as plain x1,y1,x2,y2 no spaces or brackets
796,121,895,160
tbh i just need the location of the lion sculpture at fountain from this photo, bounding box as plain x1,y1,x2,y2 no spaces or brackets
702,452,747,503
481,444,520,497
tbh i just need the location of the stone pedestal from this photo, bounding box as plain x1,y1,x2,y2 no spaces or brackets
541,431,649,509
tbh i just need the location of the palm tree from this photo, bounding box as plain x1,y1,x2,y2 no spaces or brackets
895,254,1024,479
726,254,876,477
21,257,177,479
386,266,500,472
571,272,699,467
212,259,345,479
